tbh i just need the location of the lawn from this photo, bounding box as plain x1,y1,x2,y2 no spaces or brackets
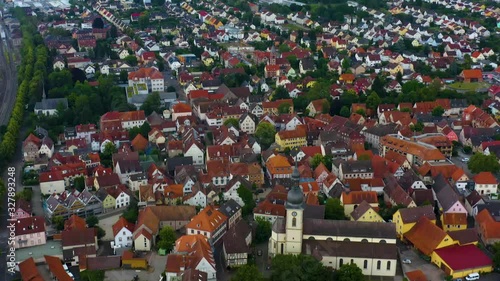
283,23,306,31
447,82,490,92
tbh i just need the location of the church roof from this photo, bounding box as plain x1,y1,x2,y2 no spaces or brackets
303,219,395,239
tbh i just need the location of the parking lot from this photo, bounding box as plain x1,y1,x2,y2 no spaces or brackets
399,249,444,281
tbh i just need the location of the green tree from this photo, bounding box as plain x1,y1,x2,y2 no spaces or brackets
271,254,333,281
140,92,162,115
86,215,99,228
80,270,105,281
273,86,290,101
124,55,138,66
101,142,117,167
325,198,346,220
237,185,256,216
322,100,330,114
224,118,240,129
73,176,85,192
366,91,381,110
463,146,473,154
255,217,272,243
157,226,176,252
119,70,129,82
52,215,65,231
492,242,500,270
468,153,500,174
231,264,264,281
335,263,364,281
255,122,276,149
96,226,106,240
355,108,366,117
138,13,150,29
410,122,424,132
278,102,292,114
339,106,350,117
123,201,139,223
432,106,445,117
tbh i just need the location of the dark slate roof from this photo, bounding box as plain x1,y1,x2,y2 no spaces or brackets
363,124,399,137
222,220,251,254
304,204,325,219
219,199,242,219
34,98,68,111
303,240,397,260
167,156,193,173
303,219,395,238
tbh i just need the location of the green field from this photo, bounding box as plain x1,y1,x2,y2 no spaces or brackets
447,82,490,92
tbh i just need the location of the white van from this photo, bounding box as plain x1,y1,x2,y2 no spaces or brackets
465,273,479,281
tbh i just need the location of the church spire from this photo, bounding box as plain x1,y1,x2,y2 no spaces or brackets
42,82,46,100
286,161,304,209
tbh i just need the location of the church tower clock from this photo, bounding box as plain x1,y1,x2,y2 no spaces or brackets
285,165,304,255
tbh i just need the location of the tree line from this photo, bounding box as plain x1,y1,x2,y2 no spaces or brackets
0,9,48,168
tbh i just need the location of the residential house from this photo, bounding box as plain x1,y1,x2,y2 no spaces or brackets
62,227,98,266
473,172,498,195
404,217,457,256
186,205,228,245
393,205,436,239
340,191,378,219
350,200,384,222
222,220,252,267
13,199,32,220
476,208,500,245
14,216,46,249
275,127,307,150
112,217,135,248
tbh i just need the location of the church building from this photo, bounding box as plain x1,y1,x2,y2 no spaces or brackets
268,166,398,277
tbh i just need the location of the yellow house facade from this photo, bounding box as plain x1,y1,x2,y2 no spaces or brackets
393,206,436,239
101,194,116,209
441,213,467,232
275,130,307,150
134,230,152,251
351,207,384,223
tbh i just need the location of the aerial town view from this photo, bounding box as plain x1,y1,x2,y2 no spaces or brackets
0,0,500,280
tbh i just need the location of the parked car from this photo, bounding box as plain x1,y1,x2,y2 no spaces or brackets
402,259,411,264
461,157,469,162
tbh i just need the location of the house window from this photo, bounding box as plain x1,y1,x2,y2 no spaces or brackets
363,260,368,269
339,259,343,267
377,261,381,270
386,261,391,270
292,217,296,227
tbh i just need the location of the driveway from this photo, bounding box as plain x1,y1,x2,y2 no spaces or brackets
105,252,167,281
98,213,121,241
399,249,444,281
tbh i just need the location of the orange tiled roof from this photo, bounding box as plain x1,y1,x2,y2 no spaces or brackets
476,209,500,240
381,135,446,161
341,191,378,205
128,67,163,80
186,205,227,233
461,69,482,79
474,172,498,185
277,127,306,140
267,155,292,175
442,213,467,226
131,134,148,151
404,217,453,255
64,214,86,231
112,217,135,237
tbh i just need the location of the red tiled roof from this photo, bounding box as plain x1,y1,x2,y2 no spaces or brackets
45,255,73,281
474,171,498,185
112,217,135,237
461,69,482,79
19,257,44,281
128,67,163,80
433,244,492,271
